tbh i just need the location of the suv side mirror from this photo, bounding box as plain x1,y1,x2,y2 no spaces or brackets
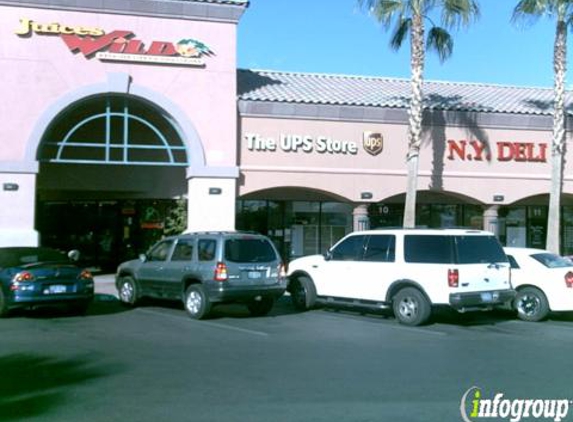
139,253,147,262
324,250,333,261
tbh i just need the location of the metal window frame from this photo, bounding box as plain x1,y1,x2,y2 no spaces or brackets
41,97,189,167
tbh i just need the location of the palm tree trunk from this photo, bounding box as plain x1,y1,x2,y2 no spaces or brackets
546,19,567,254
403,11,425,228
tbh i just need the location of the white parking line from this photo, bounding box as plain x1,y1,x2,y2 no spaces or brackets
137,308,269,337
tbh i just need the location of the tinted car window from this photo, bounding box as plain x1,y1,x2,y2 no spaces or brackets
198,239,216,261
531,253,573,268
404,235,453,263
330,235,366,261
363,235,395,262
0,247,68,268
171,239,194,261
148,240,173,262
456,236,507,264
224,238,277,263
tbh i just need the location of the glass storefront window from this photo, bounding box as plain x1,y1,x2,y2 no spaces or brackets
417,204,459,228
319,202,353,253
501,207,526,247
236,199,353,262
562,207,573,256
463,205,484,229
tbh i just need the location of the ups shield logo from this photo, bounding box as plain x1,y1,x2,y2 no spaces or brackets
363,132,383,156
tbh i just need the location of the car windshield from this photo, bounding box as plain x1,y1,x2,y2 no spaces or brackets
0,247,68,268
530,253,573,268
224,238,277,263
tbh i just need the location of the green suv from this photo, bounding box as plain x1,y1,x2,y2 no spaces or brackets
115,231,286,319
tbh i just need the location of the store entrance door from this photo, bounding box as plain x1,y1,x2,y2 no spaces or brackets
38,201,122,272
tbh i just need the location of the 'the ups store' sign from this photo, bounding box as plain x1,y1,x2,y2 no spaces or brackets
14,18,214,67
447,139,547,163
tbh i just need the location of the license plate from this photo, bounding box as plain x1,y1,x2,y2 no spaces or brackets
44,285,67,294
247,271,262,279
481,292,493,303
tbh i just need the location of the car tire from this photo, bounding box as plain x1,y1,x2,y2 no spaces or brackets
247,297,274,317
117,276,140,307
290,275,316,311
392,287,431,326
0,289,9,318
184,284,211,320
514,287,549,322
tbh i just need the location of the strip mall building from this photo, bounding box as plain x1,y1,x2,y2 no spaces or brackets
2,0,573,268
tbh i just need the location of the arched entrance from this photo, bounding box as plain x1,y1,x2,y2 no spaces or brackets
36,94,190,270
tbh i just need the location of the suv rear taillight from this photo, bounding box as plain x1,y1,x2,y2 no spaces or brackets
278,263,286,278
448,269,459,288
565,271,573,288
214,262,228,282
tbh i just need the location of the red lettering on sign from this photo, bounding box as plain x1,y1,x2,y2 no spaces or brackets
146,41,177,56
61,30,133,56
497,142,513,161
447,139,466,160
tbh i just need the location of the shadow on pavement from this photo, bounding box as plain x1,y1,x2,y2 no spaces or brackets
429,308,516,327
0,353,119,421
7,294,129,319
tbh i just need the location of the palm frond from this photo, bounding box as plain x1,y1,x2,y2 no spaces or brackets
426,26,453,62
358,0,405,28
511,0,548,27
442,0,480,28
390,17,411,50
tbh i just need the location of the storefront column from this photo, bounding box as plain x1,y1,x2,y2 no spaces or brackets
187,177,237,232
483,205,500,237
0,171,39,246
353,204,370,232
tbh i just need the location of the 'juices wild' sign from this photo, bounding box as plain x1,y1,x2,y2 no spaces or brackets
15,18,214,66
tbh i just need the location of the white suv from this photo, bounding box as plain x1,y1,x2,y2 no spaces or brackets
287,229,514,326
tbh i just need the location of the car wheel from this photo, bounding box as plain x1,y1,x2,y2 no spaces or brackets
514,287,549,322
118,276,140,307
184,284,211,320
247,297,274,317
392,287,431,326
0,289,9,318
290,276,317,311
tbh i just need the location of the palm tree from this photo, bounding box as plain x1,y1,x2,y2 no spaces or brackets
358,0,479,228
513,0,573,254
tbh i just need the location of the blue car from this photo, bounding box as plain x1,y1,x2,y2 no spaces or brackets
0,247,94,317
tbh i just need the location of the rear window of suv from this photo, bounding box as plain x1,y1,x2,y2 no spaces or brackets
224,238,277,263
404,234,507,264
455,235,507,264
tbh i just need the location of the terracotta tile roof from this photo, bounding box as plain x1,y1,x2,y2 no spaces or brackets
237,69,571,116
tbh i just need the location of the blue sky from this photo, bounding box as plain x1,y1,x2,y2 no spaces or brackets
237,0,561,88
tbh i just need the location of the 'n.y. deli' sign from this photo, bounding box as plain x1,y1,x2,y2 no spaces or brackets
447,139,547,163
15,18,214,67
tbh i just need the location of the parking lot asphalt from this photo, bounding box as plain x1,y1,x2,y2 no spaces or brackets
4,283,573,422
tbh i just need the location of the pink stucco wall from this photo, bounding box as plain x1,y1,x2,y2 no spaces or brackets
1,6,238,167
239,117,567,205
